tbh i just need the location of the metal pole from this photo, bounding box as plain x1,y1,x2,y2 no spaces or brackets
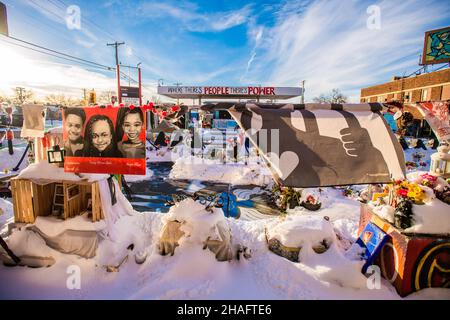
138,66,142,106
117,64,122,103
301,80,305,104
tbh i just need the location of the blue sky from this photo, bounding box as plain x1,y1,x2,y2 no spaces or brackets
0,0,449,102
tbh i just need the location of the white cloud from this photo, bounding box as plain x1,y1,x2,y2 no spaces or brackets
138,2,252,32
245,0,450,101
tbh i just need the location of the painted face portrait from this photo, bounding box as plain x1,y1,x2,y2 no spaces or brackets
123,113,143,143
65,114,84,142
91,119,112,152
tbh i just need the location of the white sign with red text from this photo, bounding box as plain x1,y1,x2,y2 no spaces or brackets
157,86,302,99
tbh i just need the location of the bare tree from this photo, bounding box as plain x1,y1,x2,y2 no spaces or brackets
313,88,347,104
13,87,34,105
45,94,82,107
98,90,115,105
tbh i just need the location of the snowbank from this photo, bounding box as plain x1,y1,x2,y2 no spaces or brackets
169,156,273,186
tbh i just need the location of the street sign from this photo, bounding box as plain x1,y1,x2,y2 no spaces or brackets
120,86,139,98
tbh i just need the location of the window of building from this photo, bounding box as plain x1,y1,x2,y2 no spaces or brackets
421,88,429,101
442,85,450,100
404,91,411,102
377,95,386,102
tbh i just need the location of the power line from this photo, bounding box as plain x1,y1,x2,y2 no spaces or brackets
1,34,114,70
0,37,113,72
29,0,64,22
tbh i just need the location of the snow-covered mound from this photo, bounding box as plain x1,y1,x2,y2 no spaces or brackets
169,156,273,186
163,198,226,245
267,215,334,249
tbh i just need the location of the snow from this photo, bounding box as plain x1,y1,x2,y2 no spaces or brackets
405,200,450,234
169,156,273,186
17,161,109,182
0,145,449,299
6,228,53,257
163,198,226,245
124,168,154,183
367,171,450,235
266,215,335,249
34,214,106,238
0,145,28,174
0,198,14,234
1,186,449,299
372,204,395,224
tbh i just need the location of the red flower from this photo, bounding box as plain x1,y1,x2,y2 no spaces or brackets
151,108,158,114
129,104,135,110
171,105,180,112
161,111,168,117
397,189,408,197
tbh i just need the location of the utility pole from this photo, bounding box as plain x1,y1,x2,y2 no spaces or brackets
174,82,182,105
16,87,25,104
82,88,87,104
137,62,142,106
301,80,305,104
107,41,125,103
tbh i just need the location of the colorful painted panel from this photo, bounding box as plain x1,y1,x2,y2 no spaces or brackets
356,222,389,273
422,27,450,65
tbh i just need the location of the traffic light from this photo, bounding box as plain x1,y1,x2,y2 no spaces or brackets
88,90,96,105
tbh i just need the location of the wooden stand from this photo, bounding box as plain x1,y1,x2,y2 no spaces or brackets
10,178,104,223
359,204,450,297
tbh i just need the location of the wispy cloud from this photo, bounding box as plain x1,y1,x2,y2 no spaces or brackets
245,0,450,101
138,1,252,32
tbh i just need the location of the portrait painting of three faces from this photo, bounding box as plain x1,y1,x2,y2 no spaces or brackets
62,106,146,174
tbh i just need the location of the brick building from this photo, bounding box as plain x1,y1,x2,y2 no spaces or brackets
360,68,450,103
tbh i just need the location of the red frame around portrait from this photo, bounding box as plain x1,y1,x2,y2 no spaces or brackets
63,106,146,175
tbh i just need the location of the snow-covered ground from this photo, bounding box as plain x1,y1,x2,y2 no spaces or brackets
0,184,448,300
0,136,448,300
0,144,28,176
